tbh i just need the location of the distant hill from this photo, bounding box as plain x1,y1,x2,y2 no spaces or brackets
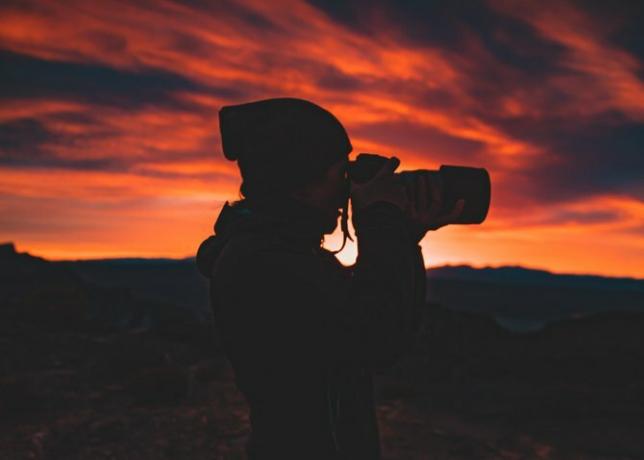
426,265,644,332
57,257,212,323
427,264,643,291
57,256,644,333
0,242,212,337
3,242,643,333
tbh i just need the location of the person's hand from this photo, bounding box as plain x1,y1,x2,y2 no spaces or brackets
407,171,465,241
349,157,408,212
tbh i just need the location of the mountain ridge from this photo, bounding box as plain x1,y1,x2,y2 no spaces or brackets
3,241,643,333
4,241,642,283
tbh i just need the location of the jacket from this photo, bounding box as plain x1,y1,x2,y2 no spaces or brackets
196,196,426,459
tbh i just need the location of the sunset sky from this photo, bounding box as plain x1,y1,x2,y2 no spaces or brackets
1,0,643,278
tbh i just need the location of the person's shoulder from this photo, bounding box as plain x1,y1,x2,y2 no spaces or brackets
212,232,265,277
212,232,316,281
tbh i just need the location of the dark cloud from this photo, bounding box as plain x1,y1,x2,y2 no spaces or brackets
83,30,128,54
316,66,363,91
547,209,622,225
169,31,219,59
174,0,279,31
350,119,485,164
0,50,239,110
0,112,221,173
506,116,644,202
418,88,459,109
569,0,644,61
308,0,566,77
0,117,121,170
0,118,56,154
2,156,119,171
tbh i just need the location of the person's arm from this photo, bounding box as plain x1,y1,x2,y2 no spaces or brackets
328,201,423,369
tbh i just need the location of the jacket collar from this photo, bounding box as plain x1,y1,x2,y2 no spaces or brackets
221,197,325,245
196,196,326,277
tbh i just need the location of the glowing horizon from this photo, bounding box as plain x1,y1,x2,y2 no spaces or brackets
1,0,643,278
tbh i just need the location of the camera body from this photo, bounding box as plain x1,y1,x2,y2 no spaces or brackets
347,153,490,224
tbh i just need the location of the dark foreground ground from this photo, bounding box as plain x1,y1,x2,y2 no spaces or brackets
3,307,644,459
2,244,644,459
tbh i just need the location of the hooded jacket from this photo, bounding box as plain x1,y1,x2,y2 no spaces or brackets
196,196,425,459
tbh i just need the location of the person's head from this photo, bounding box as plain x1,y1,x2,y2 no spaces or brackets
291,156,349,234
218,98,352,235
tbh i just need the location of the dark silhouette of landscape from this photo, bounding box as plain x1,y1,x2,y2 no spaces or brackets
2,241,644,459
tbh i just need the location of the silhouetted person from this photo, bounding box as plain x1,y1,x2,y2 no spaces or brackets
197,98,463,459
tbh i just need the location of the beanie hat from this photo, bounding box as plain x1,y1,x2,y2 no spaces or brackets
219,98,352,198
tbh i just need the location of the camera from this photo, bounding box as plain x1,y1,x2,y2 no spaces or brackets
347,153,490,224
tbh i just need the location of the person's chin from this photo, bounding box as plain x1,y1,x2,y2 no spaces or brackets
321,211,340,234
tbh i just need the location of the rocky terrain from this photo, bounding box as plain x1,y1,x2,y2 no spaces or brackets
1,242,643,459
